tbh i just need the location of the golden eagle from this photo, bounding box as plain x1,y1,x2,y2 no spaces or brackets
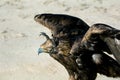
34,13,120,80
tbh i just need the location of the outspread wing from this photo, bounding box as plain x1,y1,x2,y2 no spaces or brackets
72,23,120,64
34,13,89,39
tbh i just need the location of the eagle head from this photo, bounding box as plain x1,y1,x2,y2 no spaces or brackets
38,32,56,55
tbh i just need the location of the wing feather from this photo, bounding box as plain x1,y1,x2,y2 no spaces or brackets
101,35,120,64
34,13,89,39
70,23,120,64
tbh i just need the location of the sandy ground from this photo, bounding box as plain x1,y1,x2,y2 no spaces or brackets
0,0,120,80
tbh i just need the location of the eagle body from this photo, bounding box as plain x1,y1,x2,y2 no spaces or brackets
34,13,120,80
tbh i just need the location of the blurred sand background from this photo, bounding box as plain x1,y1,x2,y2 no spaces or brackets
0,0,120,80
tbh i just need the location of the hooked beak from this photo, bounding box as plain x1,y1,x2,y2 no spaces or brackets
38,48,44,55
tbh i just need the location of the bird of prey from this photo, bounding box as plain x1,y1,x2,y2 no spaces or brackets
34,13,120,80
